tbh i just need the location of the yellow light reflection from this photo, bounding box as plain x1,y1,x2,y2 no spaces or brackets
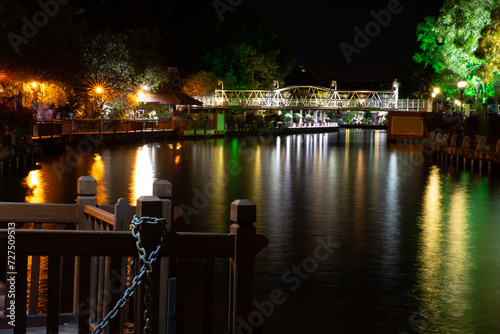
130,145,155,203
25,169,46,203
417,165,443,314
373,130,379,173
89,153,108,204
444,182,470,317
420,166,443,267
252,145,262,199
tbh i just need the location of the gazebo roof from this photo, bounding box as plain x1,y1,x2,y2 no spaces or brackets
141,88,203,105
139,67,203,106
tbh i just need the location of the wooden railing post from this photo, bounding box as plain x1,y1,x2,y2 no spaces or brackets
108,198,131,334
74,176,97,320
76,176,97,231
230,199,259,334
153,180,172,229
135,196,166,334
152,180,172,334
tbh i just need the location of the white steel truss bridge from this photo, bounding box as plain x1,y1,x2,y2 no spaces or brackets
194,83,429,112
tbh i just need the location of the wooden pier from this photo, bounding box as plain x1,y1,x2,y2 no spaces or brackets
0,144,41,176
0,176,268,333
423,132,500,171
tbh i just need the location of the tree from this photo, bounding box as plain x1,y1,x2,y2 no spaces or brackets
414,0,500,100
476,7,500,82
182,71,218,96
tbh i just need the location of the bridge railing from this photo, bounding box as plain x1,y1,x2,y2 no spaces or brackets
396,99,430,112
193,87,430,111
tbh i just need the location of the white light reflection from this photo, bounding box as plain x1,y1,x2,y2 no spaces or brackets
130,145,155,203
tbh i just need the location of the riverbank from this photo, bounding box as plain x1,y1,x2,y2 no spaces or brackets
0,122,390,176
422,132,500,172
0,144,41,175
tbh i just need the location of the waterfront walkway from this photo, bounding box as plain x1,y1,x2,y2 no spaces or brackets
423,132,500,170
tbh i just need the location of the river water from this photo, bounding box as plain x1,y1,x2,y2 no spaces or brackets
2,129,500,333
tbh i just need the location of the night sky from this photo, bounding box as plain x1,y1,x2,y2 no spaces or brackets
243,0,443,81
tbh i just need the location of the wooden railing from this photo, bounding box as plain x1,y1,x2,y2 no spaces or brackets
32,119,179,138
0,176,268,334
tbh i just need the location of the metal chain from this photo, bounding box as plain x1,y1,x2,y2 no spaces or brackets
92,215,166,334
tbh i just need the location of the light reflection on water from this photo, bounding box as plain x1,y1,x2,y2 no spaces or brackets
130,145,156,203
24,170,46,203
3,130,499,332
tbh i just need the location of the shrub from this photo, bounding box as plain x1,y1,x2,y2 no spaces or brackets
0,101,36,135
293,113,303,123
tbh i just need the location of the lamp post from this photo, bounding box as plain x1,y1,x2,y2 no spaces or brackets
432,87,440,112
458,79,466,117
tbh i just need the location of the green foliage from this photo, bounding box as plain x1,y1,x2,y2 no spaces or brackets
414,0,500,100
201,6,295,89
363,111,372,124
103,95,135,119
284,113,293,123
476,7,500,83
305,114,314,122
346,111,355,124
292,113,303,123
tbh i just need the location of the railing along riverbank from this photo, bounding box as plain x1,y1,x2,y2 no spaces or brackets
32,119,220,142
0,176,268,333
423,131,500,171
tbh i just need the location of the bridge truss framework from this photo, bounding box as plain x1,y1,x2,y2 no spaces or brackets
193,83,430,112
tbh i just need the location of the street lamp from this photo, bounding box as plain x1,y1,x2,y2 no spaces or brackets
432,87,440,112
94,86,103,118
458,79,466,117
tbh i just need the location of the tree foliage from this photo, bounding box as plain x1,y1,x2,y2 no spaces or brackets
414,0,500,105
476,7,500,82
182,72,218,96
0,0,295,118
